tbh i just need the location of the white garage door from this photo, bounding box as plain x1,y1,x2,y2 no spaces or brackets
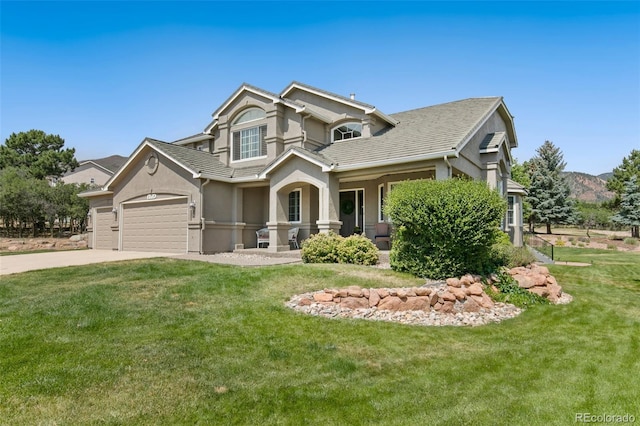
121,198,188,253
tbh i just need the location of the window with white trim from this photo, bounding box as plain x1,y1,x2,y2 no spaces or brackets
231,108,267,161
289,190,301,223
378,184,385,222
332,122,362,142
507,196,515,226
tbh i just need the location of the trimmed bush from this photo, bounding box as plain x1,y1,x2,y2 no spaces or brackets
337,234,379,266
384,179,506,279
301,232,380,265
301,231,343,263
623,237,638,246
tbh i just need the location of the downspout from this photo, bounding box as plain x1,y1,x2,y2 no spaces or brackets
443,155,452,178
200,179,211,254
301,114,307,146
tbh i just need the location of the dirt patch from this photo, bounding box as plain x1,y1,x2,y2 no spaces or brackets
533,229,639,252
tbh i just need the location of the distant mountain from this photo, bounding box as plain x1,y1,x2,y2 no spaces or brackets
598,172,613,181
563,171,615,203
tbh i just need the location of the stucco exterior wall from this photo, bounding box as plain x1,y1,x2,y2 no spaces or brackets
64,165,112,186
86,194,114,249
456,110,511,191
109,147,200,253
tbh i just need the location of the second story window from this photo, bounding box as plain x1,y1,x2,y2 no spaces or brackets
332,122,362,142
231,108,267,161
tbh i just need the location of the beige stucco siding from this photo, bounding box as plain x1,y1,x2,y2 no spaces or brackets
111,148,198,206
109,147,200,253
86,195,114,249
64,165,112,186
455,111,511,189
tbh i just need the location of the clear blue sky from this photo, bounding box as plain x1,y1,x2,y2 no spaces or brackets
1,1,639,175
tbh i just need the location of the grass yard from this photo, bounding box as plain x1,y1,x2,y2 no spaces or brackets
1,250,638,425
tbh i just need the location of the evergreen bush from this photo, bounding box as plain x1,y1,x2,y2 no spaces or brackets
384,179,506,279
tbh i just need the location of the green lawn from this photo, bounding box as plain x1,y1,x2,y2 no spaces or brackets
1,251,638,425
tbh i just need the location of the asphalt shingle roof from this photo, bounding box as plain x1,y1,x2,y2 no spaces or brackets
81,155,127,173
315,97,503,167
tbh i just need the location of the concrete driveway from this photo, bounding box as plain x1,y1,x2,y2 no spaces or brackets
0,250,176,276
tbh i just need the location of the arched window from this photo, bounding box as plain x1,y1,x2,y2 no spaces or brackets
332,122,362,142
231,108,267,162
233,107,266,125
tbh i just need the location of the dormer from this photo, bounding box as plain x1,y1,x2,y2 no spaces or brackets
280,82,398,145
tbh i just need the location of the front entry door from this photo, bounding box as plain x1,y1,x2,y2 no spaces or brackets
339,190,364,237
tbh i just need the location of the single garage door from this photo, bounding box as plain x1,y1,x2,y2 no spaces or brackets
94,207,113,249
121,198,188,253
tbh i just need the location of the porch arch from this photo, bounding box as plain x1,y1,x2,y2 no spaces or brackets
266,160,341,251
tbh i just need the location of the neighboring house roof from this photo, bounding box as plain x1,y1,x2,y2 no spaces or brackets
68,155,127,176
91,155,127,172
507,179,527,195
315,97,509,171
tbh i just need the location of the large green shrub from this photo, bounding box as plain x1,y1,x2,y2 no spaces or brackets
337,234,379,266
384,179,506,279
301,232,379,265
301,232,343,263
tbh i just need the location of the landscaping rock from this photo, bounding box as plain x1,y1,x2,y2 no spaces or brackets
286,264,568,327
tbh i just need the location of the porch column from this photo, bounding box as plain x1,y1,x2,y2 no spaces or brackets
267,188,291,252
231,187,245,250
316,174,342,234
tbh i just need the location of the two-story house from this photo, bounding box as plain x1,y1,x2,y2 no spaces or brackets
62,155,127,186
81,81,524,253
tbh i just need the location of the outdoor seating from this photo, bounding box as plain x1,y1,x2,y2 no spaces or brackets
255,227,299,249
374,222,391,249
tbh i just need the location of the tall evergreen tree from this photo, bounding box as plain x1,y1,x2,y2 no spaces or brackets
606,149,640,208
0,130,78,180
526,141,577,234
611,176,640,238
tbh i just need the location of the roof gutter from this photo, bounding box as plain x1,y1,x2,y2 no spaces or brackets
332,149,459,173
77,188,114,198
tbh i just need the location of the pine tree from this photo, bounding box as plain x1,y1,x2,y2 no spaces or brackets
611,176,640,238
526,141,577,234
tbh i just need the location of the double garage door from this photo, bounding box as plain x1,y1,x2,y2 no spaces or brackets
121,198,188,253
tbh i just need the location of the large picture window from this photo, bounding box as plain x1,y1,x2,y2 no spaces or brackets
231,108,267,162
289,190,301,223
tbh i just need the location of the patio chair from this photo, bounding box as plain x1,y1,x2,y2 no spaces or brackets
374,222,391,249
256,227,269,248
288,227,299,249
